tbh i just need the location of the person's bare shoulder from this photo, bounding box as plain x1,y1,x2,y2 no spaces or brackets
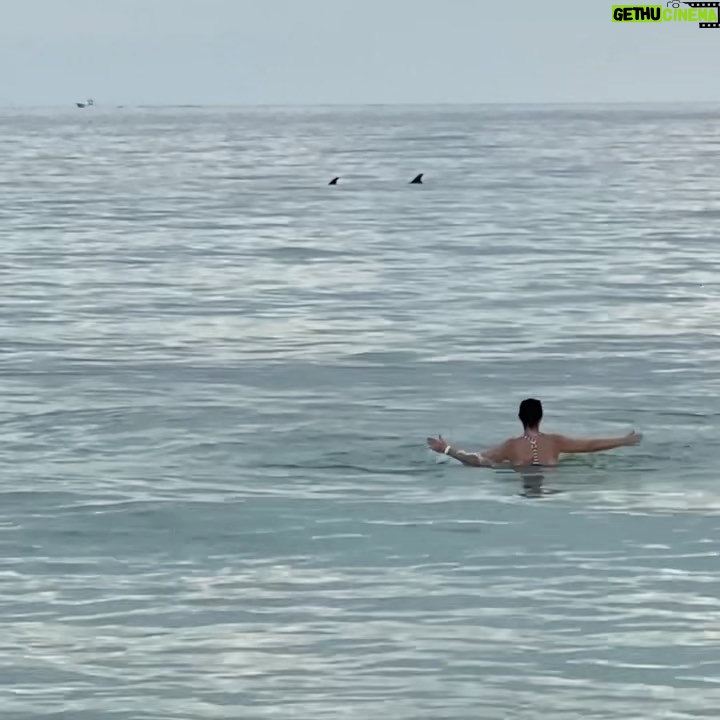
501,436,525,463
483,437,517,464
545,433,575,451
535,433,563,455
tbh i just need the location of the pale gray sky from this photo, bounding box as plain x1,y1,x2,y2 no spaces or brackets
0,0,717,106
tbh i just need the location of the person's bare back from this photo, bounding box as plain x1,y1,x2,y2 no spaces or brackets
427,398,642,468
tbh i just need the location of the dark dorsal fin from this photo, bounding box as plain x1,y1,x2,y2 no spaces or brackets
410,173,423,184
328,177,339,185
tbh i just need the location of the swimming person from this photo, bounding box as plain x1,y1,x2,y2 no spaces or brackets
426,398,642,468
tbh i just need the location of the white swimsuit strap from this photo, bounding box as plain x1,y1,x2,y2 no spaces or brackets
524,433,541,465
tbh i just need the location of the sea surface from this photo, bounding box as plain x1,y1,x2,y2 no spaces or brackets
1,104,720,719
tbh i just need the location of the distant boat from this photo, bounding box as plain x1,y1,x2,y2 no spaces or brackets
76,98,95,108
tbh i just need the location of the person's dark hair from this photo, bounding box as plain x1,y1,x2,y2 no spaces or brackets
518,398,543,429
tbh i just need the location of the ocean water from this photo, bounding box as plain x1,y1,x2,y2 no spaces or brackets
1,104,720,719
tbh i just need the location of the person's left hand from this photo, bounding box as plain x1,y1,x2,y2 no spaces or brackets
427,435,449,454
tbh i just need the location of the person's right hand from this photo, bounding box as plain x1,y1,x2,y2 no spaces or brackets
624,430,642,446
427,435,449,454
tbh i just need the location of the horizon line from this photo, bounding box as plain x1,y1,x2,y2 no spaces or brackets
0,99,719,110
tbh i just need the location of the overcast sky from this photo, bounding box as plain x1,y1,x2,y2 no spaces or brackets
0,0,717,106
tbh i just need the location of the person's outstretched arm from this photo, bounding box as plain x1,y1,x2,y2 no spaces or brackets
553,430,641,454
426,435,510,467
